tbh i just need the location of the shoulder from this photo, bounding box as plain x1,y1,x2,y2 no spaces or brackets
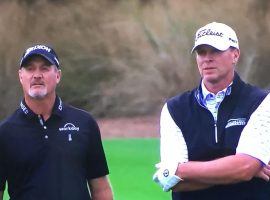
235,75,267,100
233,75,267,103
62,103,98,127
0,109,21,129
168,91,192,102
64,103,92,117
167,89,196,110
246,84,268,98
234,81,269,115
242,83,268,106
0,109,21,137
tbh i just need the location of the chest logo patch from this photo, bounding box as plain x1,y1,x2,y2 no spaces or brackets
225,118,246,128
59,123,80,141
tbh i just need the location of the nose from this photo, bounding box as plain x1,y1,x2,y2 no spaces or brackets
200,51,214,62
32,70,43,79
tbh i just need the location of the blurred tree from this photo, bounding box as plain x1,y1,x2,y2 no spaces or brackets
247,0,270,88
0,0,269,120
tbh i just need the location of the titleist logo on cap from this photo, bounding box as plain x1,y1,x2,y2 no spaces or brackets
196,28,224,41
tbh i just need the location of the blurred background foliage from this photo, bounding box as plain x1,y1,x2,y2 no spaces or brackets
0,0,269,119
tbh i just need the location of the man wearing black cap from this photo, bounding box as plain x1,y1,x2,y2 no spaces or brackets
0,44,113,200
153,22,270,199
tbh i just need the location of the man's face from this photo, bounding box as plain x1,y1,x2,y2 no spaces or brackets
195,45,240,88
19,55,61,100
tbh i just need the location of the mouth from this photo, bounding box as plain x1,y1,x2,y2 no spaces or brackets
30,83,44,87
203,66,216,70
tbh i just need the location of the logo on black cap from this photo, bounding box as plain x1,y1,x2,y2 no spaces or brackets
20,44,60,68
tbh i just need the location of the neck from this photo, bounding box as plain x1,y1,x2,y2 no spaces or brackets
203,72,234,94
24,94,56,121
204,82,229,94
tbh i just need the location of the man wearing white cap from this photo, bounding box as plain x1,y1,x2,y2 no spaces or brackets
153,22,270,199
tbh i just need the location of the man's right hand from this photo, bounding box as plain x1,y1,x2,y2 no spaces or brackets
153,162,182,192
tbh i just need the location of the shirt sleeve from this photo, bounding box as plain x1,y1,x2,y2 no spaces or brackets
159,103,188,164
236,94,270,165
86,118,109,179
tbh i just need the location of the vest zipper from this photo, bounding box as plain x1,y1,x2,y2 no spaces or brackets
195,93,219,143
214,122,218,143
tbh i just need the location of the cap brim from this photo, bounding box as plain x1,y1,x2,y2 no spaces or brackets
191,36,230,53
20,53,57,68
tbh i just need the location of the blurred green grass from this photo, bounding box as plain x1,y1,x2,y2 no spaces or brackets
3,190,8,200
3,138,170,200
103,138,170,200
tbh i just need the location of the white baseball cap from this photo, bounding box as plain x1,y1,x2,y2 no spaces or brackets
191,22,239,52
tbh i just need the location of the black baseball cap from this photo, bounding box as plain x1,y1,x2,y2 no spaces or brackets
20,44,60,68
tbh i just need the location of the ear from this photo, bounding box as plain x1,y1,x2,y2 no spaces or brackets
232,49,240,64
18,69,23,84
56,69,62,84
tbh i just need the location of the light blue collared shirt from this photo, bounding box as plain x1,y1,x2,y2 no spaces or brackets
201,82,232,121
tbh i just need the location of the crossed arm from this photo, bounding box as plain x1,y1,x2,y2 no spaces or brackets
88,176,113,200
173,154,270,192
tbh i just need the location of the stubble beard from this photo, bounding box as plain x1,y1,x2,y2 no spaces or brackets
28,88,48,100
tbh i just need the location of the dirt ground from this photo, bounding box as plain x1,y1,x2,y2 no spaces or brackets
97,115,160,138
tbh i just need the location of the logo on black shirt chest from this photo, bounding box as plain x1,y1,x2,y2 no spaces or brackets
59,123,80,141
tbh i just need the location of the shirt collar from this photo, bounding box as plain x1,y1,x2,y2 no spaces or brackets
201,81,232,101
196,81,232,106
20,96,64,119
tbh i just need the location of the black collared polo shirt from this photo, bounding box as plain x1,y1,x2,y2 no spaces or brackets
0,97,109,200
